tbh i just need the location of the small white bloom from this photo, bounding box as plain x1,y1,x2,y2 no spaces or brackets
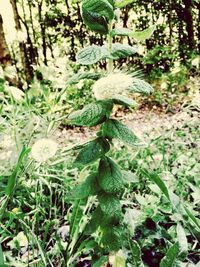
191,56,200,68
8,231,28,249
92,73,133,100
161,81,168,89
6,86,24,101
31,138,58,163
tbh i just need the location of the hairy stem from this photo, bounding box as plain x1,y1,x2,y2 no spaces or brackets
107,21,114,73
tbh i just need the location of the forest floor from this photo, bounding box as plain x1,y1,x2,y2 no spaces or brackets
56,75,200,145
56,107,200,145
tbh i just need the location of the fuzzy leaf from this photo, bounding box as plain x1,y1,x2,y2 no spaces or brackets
69,173,100,199
111,25,156,42
75,137,110,166
129,78,153,94
115,0,135,8
111,28,132,37
160,242,179,267
98,157,124,193
85,206,104,234
93,256,108,267
68,72,101,85
82,0,114,34
68,100,113,127
82,9,109,34
102,119,139,146
85,206,122,234
98,192,121,216
130,25,156,42
112,94,136,107
101,227,123,251
76,45,103,65
111,43,137,59
130,240,144,267
82,0,114,21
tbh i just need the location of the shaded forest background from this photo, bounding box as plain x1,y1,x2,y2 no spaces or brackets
0,0,199,87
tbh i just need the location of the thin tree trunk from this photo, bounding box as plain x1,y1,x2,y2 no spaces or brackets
183,0,195,51
168,0,173,46
38,1,47,65
0,14,19,85
174,3,187,62
197,3,200,53
21,0,38,66
10,0,33,83
0,14,12,68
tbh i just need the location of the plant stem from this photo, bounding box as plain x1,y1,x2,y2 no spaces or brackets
107,20,114,73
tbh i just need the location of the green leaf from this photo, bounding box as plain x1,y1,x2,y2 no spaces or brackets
68,100,113,127
76,45,103,65
98,192,121,216
115,0,135,8
111,26,156,42
93,256,108,267
69,173,100,199
141,170,170,200
70,199,85,237
98,157,124,193
184,206,200,230
112,94,137,107
111,43,137,59
82,9,109,34
160,242,179,267
111,28,132,37
68,72,101,85
130,25,156,42
129,78,153,94
122,170,138,183
129,240,144,267
0,147,30,221
112,254,126,267
0,244,5,266
82,0,114,21
101,227,123,251
176,224,188,260
82,0,114,34
107,0,115,6
85,204,122,234
74,137,110,166
85,206,105,234
102,119,139,146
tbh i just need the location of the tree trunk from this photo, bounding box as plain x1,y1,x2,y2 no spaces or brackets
0,14,19,85
10,0,33,83
0,14,12,68
168,0,173,46
38,1,47,65
182,0,195,51
21,0,38,66
197,3,200,53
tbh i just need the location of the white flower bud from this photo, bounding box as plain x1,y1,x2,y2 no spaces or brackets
92,73,133,100
31,138,58,163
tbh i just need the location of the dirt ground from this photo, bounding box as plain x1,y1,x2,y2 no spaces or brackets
56,106,200,145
